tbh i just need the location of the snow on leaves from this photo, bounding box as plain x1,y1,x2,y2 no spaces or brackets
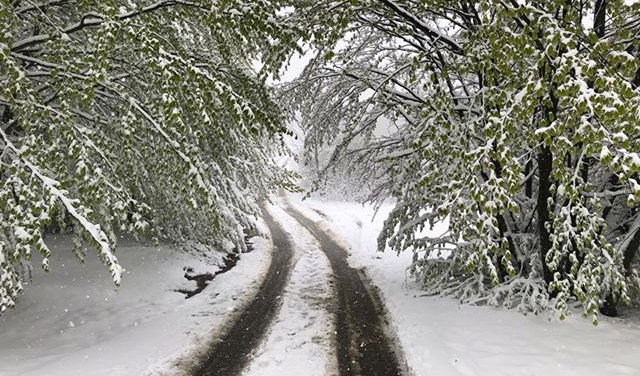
0,0,297,312
287,0,640,321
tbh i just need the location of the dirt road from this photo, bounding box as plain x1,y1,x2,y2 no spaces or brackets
193,203,405,376
193,206,294,376
284,205,406,376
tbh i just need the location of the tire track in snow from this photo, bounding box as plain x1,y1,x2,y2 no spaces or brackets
242,204,336,376
284,204,407,376
193,205,293,376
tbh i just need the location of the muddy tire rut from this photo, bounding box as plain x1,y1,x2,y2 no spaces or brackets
193,206,294,376
283,205,406,376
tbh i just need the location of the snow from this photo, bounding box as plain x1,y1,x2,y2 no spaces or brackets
0,229,272,376
2,191,639,376
286,194,640,376
243,205,335,376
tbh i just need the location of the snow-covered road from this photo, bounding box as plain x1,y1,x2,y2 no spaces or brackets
193,205,294,375
242,205,335,376
195,201,406,376
282,204,406,376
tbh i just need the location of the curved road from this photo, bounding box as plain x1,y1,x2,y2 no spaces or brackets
193,203,406,376
193,206,293,376
284,205,406,376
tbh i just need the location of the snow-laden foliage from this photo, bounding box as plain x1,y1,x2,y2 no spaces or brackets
284,0,640,321
0,0,299,312
294,120,378,201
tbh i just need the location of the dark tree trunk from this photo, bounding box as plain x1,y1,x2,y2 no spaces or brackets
525,159,533,198
537,146,554,284
594,0,607,38
623,225,640,275
601,293,618,317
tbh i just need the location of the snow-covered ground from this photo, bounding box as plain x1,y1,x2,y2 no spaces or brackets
286,194,640,376
3,195,640,376
243,205,336,376
0,224,272,376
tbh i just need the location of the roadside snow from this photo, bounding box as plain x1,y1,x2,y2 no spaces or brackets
243,204,336,376
0,225,272,376
287,194,640,376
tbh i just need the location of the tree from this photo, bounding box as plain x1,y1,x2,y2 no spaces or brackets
285,0,640,322
0,0,299,312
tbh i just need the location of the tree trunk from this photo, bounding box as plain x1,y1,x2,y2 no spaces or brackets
525,159,533,198
594,0,607,38
537,146,554,284
601,293,618,317
623,220,640,275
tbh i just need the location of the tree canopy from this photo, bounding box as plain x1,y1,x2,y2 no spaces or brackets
0,0,299,312
285,0,640,321
2,0,639,322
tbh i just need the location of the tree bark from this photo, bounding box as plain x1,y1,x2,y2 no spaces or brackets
525,159,533,198
594,0,607,38
537,146,554,284
623,220,640,275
